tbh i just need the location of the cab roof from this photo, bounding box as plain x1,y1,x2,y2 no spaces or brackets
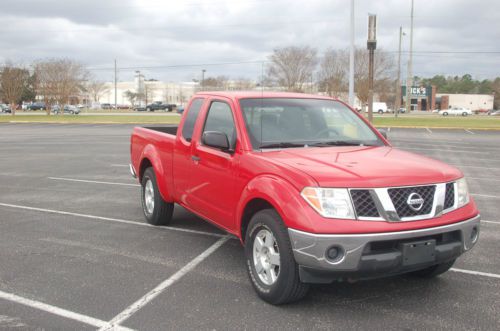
194,91,339,101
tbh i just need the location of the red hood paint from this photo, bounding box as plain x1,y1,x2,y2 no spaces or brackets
259,146,463,188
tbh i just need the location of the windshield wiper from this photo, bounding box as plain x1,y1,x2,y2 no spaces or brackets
259,142,306,149
309,141,372,147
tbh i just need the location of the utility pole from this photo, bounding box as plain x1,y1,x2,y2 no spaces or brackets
348,0,355,107
367,14,377,123
406,0,414,113
114,59,117,109
395,27,404,118
201,69,206,91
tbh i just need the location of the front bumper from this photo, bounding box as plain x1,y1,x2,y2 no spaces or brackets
288,215,480,283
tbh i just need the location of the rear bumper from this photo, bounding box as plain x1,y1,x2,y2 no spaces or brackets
288,215,480,283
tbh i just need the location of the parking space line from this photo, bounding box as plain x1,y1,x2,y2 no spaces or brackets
451,268,500,279
0,290,134,331
483,220,500,225
464,129,475,135
425,127,432,134
402,147,487,154
110,164,129,167
471,193,500,199
450,165,499,170
98,236,230,331
0,202,225,238
469,177,500,182
48,177,140,187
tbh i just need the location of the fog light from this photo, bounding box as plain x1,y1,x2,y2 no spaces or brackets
470,226,479,244
326,246,344,263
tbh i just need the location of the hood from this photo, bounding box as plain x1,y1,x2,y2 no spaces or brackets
260,146,462,188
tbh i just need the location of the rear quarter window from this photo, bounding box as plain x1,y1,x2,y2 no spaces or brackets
181,98,204,142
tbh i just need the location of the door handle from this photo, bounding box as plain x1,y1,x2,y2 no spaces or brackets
191,155,201,162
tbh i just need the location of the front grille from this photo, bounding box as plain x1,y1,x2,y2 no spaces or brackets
444,182,455,210
351,190,379,217
388,185,436,218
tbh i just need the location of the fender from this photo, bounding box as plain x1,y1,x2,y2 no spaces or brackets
140,144,173,202
236,175,316,239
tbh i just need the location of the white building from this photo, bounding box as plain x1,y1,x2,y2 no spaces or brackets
436,93,494,110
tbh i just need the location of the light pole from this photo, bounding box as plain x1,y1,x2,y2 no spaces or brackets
406,0,414,113
201,69,206,91
395,27,405,118
348,0,355,107
367,14,377,123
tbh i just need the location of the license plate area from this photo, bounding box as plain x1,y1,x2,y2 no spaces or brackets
399,239,436,266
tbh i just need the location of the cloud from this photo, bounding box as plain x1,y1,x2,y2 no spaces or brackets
0,0,498,81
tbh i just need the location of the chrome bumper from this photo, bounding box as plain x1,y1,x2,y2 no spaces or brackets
288,215,480,273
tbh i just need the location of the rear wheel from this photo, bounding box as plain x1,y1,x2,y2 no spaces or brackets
410,259,455,278
442,112,448,116
141,167,174,226
462,112,468,116
244,209,309,304
378,109,383,114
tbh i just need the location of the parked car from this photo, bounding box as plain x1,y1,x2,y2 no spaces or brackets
488,110,500,116
438,107,472,116
0,104,12,113
101,103,112,110
27,102,46,111
130,91,480,304
145,102,177,112
133,106,147,111
52,105,80,115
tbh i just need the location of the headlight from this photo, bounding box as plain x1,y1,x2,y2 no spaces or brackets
301,187,356,219
456,177,470,208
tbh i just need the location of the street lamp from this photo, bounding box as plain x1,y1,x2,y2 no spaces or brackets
395,27,406,118
201,69,206,91
367,14,377,123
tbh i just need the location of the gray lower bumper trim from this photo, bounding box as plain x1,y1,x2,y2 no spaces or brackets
288,215,480,272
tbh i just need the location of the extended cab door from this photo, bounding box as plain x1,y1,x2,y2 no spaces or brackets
186,98,240,230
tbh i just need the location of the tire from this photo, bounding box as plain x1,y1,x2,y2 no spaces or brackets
442,112,448,116
244,209,309,304
141,167,174,226
70,111,75,114
462,112,467,116
378,110,383,114
409,259,455,278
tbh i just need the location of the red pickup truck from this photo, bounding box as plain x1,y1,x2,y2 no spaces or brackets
130,92,480,304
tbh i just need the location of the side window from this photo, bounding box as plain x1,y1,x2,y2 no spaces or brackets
181,98,204,142
203,101,237,148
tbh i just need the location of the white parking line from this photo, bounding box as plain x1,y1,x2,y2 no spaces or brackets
469,177,500,182
471,193,500,199
483,220,500,225
425,127,432,134
98,236,230,331
110,164,129,167
402,147,488,154
0,290,134,331
464,129,475,135
48,177,140,187
0,202,225,238
451,268,500,279
450,165,499,170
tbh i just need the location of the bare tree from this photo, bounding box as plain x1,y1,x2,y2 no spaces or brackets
124,90,139,107
144,83,157,105
85,79,110,103
232,78,255,90
202,76,230,90
267,46,318,92
318,49,348,97
34,59,88,115
0,62,31,115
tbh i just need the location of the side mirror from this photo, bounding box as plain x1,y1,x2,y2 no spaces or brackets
378,129,388,139
202,131,231,152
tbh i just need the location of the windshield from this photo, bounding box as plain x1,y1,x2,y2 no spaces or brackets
239,98,384,149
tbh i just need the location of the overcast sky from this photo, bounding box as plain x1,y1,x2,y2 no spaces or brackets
0,0,498,83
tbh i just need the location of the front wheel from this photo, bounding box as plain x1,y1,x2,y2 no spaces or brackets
245,209,309,304
462,112,468,116
378,109,383,114
141,167,174,226
442,112,448,116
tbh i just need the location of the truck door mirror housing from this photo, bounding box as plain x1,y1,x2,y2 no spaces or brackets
202,131,231,151
378,129,388,139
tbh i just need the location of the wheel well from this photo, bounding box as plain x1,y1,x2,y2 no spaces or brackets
241,198,275,242
139,158,152,181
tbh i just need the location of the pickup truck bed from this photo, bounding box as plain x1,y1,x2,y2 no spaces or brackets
142,126,178,136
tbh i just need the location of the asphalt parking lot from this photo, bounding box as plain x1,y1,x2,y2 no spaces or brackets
0,123,499,330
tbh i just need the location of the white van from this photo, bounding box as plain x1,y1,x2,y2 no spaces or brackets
365,102,389,114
